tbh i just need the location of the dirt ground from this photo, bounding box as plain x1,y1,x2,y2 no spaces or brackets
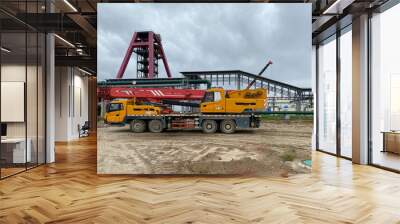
97,120,312,176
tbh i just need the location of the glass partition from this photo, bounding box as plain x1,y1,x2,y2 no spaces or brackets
1,31,28,177
339,27,352,158
0,1,46,179
317,35,337,154
371,4,400,171
27,29,38,168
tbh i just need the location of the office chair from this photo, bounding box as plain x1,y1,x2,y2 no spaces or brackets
79,121,90,138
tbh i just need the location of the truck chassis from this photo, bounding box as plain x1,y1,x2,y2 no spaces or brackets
119,113,261,134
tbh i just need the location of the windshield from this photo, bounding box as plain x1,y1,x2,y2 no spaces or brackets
202,92,214,102
202,91,221,103
107,103,123,112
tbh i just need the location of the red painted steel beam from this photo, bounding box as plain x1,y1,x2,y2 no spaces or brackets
148,32,155,79
102,87,206,100
116,32,138,79
159,39,172,78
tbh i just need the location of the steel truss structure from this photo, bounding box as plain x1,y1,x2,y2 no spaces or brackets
116,31,172,79
181,70,313,112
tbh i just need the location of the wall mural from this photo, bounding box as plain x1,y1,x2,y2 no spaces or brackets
97,3,313,176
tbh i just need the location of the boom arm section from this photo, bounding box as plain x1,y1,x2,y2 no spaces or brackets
245,60,273,90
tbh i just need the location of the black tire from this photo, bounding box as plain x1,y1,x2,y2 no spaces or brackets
220,119,236,134
202,120,218,133
130,120,146,133
148,119,163,133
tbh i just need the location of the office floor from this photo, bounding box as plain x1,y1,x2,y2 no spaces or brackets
0,167,25,178
0,136,400,223
372,150,400,171
1,163,45,179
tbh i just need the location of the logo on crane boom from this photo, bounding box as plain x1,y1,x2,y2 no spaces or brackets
117,89,134,96
150,90,165,96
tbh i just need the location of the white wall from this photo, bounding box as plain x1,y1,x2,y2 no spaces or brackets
55,67,69,141
55,67,89,141
1,65,42,138
1,65,26,138
71,72,89,138
1,63,46,164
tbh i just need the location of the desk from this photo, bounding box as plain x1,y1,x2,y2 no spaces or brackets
382,131,400,154
1,138,31,163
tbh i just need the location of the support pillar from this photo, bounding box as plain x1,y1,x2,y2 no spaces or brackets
45,0,56,163
352,14,369,164
46,33,55,163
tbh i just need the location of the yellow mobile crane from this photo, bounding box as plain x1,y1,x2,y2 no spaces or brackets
104,60,272,133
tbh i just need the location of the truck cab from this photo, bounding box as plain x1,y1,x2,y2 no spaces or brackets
104,99,161,124
104,100,127,124
200,88,226,113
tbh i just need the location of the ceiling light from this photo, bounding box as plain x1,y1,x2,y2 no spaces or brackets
54,34,75,48
78,67,92,76
323,0,354,15
76,48,85,55
1,47,11,53
63,0,78,12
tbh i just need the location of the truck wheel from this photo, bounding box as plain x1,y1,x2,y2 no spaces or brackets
148,119,163,133
130,120,146,133
202,120,218,133
220,119,236,134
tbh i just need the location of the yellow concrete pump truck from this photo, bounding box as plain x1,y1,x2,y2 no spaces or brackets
104,61,272,134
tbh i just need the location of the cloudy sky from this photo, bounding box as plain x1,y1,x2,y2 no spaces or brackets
98,3,311,88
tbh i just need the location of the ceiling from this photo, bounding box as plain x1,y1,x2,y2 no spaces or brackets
0,0,393,75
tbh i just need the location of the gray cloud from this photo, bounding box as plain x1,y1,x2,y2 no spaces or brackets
98,3,311,88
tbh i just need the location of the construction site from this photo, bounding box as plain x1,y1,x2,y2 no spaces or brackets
97,31,313,175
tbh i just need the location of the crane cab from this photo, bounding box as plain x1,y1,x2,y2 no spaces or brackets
200,88,267,114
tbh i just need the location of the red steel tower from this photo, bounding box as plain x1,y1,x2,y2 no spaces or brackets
116,31,172,79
